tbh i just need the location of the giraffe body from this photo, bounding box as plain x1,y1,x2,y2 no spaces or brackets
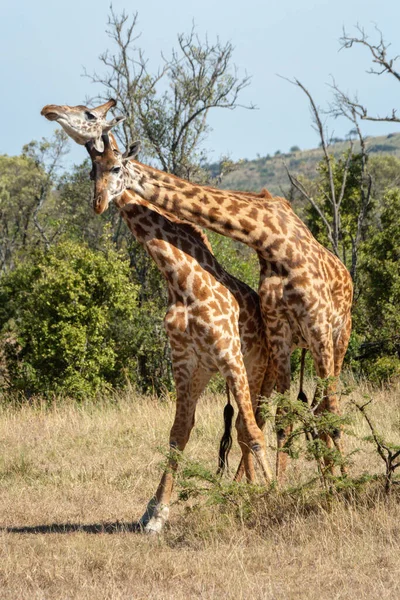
42,99,353,484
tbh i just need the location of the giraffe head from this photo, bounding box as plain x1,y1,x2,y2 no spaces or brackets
40,99,125,151
86,134,140,214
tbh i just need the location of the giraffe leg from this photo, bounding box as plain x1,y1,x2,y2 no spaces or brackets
235,418,257,483
223,365,272,485
234,360,276,483
274,352,292,486
140,362,212,534
329,315,352,475
309,326,339,476
233,332,293,487
253,321,293,486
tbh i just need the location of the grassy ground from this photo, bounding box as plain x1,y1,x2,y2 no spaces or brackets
0,380,400,599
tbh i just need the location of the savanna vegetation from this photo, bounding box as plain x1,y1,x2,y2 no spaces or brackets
0,10,399,597
0,16,399,396
0,382,400,599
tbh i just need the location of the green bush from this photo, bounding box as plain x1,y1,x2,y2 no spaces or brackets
0,239,141,399
364,356,400,385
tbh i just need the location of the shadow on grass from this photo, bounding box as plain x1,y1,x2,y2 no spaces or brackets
1,521,143,534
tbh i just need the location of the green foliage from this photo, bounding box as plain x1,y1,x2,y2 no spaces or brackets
208,231,259,289
271,389,351,481
0,238,140,399
354,188,400,382
305,151,371,267
362,356,400,385
368,155,400,202
56,159,110,248
0,131,70,273
0,153,48,270
125,238,174,395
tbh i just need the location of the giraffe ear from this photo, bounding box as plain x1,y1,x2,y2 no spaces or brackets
102,116,126,134
122,140,141,161
92,136,105,152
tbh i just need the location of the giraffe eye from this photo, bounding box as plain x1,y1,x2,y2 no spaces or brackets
111,166,121,174
85,111,97,121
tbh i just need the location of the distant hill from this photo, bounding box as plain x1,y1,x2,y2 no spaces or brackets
210,132,400,195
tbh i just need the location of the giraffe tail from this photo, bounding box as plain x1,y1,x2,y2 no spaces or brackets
217,383,234,475
297,349,308,404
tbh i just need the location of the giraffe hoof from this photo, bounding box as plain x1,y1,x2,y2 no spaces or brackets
143,505,170,535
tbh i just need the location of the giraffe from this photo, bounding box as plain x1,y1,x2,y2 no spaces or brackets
86,136,353,480
42,102,274,533
41,99,123,150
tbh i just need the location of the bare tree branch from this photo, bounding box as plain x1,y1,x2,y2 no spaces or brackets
83,7,254,179
339,25,400,123
283,162,337,253
329,79,373,280
281,77,344,257
352,399,400,493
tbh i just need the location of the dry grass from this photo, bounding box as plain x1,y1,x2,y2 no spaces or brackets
0,380,400,599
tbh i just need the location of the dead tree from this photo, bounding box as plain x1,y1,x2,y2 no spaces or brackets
339,25,400,124
282,77,372,282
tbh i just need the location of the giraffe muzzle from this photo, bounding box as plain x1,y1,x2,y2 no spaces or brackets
41,105,63,121
43,112,60,121
93,192,109,215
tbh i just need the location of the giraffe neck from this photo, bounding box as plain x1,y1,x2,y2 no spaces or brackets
116,190,213,252
114,191,230,290
124,161,285,251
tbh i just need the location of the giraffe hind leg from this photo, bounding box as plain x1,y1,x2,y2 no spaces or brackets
233,354,276,483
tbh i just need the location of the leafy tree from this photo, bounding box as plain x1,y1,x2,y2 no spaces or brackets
208,232,259,289
368,155,400,202
0,238,141,398
84,7,253,181
0,131,69,272
56,158,110,249
355,188,400,381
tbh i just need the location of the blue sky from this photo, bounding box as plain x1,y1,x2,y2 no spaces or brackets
1,0,400,168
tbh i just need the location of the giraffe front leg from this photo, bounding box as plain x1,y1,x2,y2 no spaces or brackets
140,364,211,534
225,368,273,485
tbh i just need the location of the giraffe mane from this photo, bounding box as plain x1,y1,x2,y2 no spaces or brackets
128,157,277,206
